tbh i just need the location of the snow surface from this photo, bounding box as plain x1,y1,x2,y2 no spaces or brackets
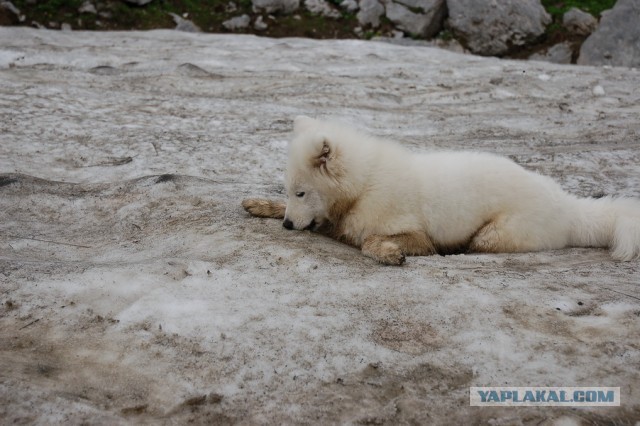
1,27,639,424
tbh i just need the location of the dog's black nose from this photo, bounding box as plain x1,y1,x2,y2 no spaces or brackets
283,219,293,230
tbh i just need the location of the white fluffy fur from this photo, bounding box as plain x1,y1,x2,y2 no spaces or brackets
283,116,640,261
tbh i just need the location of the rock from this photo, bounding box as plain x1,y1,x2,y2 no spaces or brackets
304,0,341,18
251,0,299,14
0,1,21,25
168,13,201,32
384,0,446,38
529,42,573,64
254,15,268,31
340,0,358,12
61,22,72,31
592,85,605,96
1,0,19,16
356,0,384,28
78,1,97,14
392,0,440,10
222,14,251,31
578,0,640,67
123,0,154,5
447,0,551,56
562,7,597,36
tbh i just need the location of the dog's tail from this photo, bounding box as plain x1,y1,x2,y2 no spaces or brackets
569,196,640,261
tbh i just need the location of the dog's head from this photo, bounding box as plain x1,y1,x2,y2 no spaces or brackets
282,116,348,231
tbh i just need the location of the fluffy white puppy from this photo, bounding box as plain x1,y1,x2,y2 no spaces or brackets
243,117,640,265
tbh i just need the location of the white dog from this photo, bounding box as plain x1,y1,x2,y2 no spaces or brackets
243,116,640,265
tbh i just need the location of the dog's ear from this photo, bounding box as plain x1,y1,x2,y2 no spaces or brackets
317,139,331,163
311,138,332,169
293,116,316,135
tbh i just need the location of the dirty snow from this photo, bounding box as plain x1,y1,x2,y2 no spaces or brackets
1,27,639,424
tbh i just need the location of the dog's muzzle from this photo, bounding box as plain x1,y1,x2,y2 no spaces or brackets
283,218,316,231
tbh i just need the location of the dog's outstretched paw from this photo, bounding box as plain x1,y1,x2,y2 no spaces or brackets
362,237,406,266
376,242,406,266
242,198,286,219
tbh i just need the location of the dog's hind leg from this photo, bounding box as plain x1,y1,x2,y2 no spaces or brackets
362,232,437,265
468,219,511,253
242,198,286,219
468,214,558,254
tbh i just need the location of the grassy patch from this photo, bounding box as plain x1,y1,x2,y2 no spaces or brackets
11,0,252,31
10,0,364,37
542,0,617,19
508,0,617,61
539,0,616,42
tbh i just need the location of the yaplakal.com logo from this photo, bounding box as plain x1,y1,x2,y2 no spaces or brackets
470,387,620,407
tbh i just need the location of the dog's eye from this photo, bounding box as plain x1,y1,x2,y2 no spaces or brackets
295,192,305,198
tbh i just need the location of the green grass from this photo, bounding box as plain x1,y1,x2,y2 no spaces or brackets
12,0,83,21
12,0,244,31
10,0,363,35
542,0,617,19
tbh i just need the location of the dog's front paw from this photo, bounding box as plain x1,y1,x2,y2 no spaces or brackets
242,198,286,219
362,237,406,266
376,241,406,265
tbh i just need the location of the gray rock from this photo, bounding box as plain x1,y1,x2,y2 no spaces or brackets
169,13,201,32
222,14,251,30
529,42,573,64
578,0,640,67
1,1,23,25
563,7,597,36
384,0,446,38
357,0,384,28
393,0,435,9
1,0,19,16
78,1,97,14
340,0,358,12
304,0,341,18
123,0,154,5
251,0,299,14
592,84,605,96
254,15,268,31
448,0,551,56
